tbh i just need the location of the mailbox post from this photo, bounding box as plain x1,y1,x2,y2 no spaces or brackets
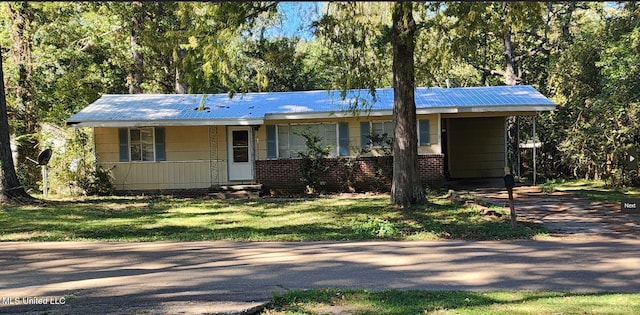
503,168,516,230
37,149,53,197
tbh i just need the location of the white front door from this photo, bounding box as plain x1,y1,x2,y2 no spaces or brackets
227,127,254,181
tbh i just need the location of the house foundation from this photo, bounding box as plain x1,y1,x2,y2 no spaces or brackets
256,154,444,195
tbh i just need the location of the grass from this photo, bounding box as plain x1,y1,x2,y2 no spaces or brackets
0,193,547,242
540,179,640,203
264,289,640,315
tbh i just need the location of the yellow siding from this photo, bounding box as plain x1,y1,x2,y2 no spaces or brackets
99,161,227,190
94,126,229,190
94,127,119,162
165,126,210,160
447,117,505,178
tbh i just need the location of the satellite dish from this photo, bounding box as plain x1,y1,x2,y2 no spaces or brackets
37,149,53,166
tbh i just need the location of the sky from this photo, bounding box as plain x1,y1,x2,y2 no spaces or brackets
267,2,325,40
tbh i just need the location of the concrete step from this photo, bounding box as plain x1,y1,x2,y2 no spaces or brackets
208,184,262,199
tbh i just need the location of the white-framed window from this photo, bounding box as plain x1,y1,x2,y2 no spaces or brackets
266,123,350,159
278,123,337,158
118,127,166,162
361,119,431,149
370,120,394,147
130,127,155,161
360,120,394,148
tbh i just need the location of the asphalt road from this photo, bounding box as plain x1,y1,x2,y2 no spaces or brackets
1,239,640,314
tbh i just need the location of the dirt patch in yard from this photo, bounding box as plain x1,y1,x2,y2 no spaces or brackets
468,186,640,239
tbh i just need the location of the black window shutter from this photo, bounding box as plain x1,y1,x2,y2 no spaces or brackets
419,120,430,146
360,121,371,147
118,128,129,162
266,125,277,159
155,127,166,161
338,122,349,156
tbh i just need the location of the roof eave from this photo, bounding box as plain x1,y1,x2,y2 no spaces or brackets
417,104,556,114
265,104,556,120
66,118,264,128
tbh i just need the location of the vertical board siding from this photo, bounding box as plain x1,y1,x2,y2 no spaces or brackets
447,117,505,178
102,160,228,190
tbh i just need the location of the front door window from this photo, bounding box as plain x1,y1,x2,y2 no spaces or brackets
232,130,249,162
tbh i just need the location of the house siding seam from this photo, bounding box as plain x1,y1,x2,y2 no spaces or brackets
256,154,444,195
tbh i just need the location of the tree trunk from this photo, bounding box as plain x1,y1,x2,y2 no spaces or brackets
501,3,518,86
6,2,39,189
175,47,188,94
502,2,520,176
0,47,32,202
390,2,425,208
129,1,144,94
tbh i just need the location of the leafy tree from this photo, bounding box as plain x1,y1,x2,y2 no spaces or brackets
244,37,319,91
313,2,392,99
315,2,426,207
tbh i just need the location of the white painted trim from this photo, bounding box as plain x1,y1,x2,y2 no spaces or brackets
504,118,509,170
436,114,442,154
227,126,255,181
68,119,264,127
263,105,556,120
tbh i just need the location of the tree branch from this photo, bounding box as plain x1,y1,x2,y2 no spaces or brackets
514,44,550,63
463,55,505,77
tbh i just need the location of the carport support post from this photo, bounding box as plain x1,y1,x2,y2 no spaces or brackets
533,114,537,186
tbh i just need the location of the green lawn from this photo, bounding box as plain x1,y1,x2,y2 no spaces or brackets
541,179,640,203
265,289,640,315
0,193,546,241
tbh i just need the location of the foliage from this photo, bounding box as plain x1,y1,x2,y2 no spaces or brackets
268,289,640,315
351,217,400,238
542,179,640,204
44,127,113,196
361,132,393,156
313,2,393,105
538,3,640,186
295,128,331,194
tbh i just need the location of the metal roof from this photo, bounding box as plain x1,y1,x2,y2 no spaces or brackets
67,85,556,127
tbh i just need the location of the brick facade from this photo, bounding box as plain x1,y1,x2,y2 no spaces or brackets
256,154,444,195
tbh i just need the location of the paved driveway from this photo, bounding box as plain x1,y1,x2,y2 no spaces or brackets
470,186,640,239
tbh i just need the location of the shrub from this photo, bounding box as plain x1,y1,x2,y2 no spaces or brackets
44,127,114,196
351,217,400,238
296,128,331,194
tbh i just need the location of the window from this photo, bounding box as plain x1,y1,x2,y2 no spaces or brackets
418,119,430,146
118,127,165,162
232,130,249,162
266,123,348,159
371,121,394,147
360,121,394,148
360,119,431,148
130,128,154,161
